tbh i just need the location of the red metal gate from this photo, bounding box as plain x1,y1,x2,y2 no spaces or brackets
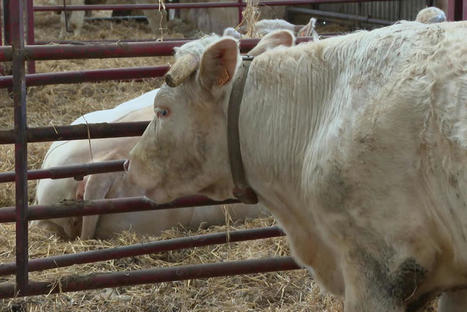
0,0,464,303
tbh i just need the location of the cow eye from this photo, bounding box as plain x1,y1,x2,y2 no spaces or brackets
156,107,170,118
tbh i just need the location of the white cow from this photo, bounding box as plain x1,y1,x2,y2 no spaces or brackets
34,104,268,239
415,6,446,23
223,17,318,40
57,0,167,38
35,41,289,239
127,22,467,312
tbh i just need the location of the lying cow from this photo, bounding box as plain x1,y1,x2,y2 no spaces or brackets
34,55,285,239
34,106,268,240
127,21,467,312
223,18,319,40
57,0,167,38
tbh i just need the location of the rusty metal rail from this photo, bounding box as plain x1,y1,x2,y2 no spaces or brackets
0,257,301,299
0,196,240,223
0,160,126,183
0,226,286,276
0,38,316,62
0,65,169,88
33,0,398,12
0,121,149,144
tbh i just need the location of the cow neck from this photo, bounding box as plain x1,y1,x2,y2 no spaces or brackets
227,57,258,205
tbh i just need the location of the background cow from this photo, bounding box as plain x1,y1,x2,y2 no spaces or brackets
127,22,467,312
57,0,167,38
34,92,268,239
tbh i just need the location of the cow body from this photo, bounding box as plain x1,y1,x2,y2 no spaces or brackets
57,0,167,38
127,22,467,311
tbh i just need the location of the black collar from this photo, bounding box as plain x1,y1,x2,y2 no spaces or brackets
227,57,258,204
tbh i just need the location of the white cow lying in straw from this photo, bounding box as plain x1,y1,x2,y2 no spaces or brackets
223,18,319,40
126,21,467,312
34,77,278,239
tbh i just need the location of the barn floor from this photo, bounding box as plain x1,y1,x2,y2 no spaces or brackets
0,1,438,311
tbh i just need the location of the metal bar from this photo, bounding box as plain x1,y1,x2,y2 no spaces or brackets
0,0,3,75
33,0,398,12
287,7,393,25
0,160,126,183
0,256,301,299
33,35,333,46
447,0,456,20
0,121,150,144
0,37,316,62
238,0,243,24
0,226,285,276
2,0,10,45
0,65,169,88
84,15,148,21
26,0,35,73
0,196,241,223
10,0,29,297
455,0,464,20
35,37,191,44
462,0,467,20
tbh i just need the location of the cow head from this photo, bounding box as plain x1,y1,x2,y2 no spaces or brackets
127,30,295,203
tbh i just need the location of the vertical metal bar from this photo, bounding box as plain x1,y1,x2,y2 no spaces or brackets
454,0,463,20
0,0,3,75
3,0,10,45
0,0,3,45
237,0,242,25
463,0,467,20
447,0,455,20
26,0,35,73
10,0,29,297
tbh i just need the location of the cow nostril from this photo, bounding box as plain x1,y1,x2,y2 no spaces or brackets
123,160,130,172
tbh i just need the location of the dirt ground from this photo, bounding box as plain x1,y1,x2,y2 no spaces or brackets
0,1,438,311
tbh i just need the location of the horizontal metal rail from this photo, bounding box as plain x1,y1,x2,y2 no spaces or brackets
33,0,397,12
0,65,169,88
0,256,301,298
0,160,125,183
0,121,149,144
0,38,315,62
34,34,337,45
85,15,148,22
288,7,394,25
0,196,241,223
0,226,286,276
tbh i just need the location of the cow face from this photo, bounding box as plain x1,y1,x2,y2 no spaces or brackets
128,38,240,203
127,31,295,204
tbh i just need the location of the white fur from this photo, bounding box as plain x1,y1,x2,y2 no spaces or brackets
128,22,467,311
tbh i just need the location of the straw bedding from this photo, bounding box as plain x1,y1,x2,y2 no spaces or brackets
0,2,437,311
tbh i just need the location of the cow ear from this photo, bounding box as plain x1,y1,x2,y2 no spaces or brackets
248,30,295,57
198,38,239,91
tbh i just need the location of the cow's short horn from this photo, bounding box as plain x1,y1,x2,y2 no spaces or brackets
165,54,199,87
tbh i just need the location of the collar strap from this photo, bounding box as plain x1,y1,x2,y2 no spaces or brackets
227,58,258,204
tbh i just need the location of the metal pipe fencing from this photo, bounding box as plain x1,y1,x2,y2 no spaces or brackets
3,0,463,303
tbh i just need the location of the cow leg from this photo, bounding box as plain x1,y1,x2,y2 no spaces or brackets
438,290,467,312
341,247,428,312
343,269,405,312
80,173,117,240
